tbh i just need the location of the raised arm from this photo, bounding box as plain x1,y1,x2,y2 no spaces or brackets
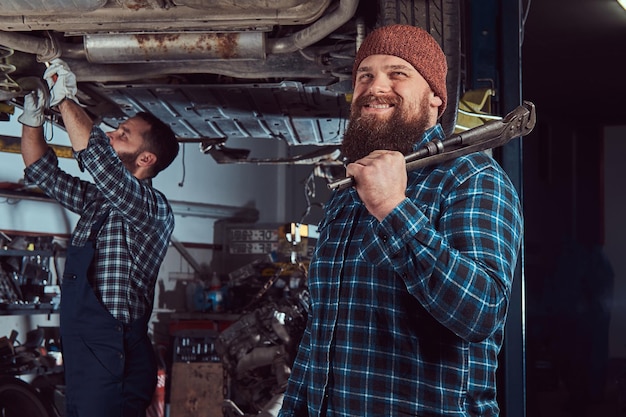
55,99,95,151
43,59,93,151
18,82,49,167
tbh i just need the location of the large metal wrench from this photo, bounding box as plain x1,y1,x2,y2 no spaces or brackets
327,101,537,191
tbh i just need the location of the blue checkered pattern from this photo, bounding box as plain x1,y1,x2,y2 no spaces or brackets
279,124,523,416
25,126,174,323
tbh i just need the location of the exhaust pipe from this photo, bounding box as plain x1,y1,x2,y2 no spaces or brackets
84,31,265,63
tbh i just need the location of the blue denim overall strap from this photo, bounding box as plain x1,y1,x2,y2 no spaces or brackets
60,213,156,417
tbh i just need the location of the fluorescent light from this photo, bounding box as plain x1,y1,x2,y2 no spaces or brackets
619,0,626,10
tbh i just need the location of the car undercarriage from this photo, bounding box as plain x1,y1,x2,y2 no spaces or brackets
0,0,462,165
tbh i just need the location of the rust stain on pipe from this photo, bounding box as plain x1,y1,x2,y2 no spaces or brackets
132,33,241,58
123,0,152,12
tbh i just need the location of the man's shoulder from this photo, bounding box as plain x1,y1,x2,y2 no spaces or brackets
442,151,505,178
408,151,513,194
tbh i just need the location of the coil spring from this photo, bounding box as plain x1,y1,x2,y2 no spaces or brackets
0,45,22,100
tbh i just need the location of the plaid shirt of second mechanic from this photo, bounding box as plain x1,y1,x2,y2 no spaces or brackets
280,124,524,416
24,126,174,323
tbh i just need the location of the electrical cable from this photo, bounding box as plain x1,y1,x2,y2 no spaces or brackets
178,142,185,187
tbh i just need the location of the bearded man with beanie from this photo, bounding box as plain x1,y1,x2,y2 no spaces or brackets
278,24,523,416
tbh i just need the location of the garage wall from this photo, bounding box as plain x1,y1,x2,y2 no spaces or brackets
0,108,327,347
0,112,292,239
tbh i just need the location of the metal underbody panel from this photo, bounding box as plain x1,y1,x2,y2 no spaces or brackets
93,81,350,146
0,0,332,32
0,0,362,163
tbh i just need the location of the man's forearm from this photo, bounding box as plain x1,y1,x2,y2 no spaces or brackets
57,99,94,152
21,125,49,167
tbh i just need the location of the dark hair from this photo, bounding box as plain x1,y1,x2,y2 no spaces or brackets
134,111,179,178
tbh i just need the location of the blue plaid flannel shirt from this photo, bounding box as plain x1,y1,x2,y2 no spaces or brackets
279,124,523,416
25,126,174,323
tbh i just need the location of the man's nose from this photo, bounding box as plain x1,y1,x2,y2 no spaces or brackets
369,75,391,95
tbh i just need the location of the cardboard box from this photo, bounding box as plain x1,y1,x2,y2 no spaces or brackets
169,362,224,417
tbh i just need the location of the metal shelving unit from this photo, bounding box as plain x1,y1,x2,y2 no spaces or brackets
0,235,60,316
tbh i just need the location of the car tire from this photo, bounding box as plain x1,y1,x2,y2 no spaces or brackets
377,0,462,137
0,376,53,417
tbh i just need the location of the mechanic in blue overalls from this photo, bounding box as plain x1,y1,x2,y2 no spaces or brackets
18,59,180,417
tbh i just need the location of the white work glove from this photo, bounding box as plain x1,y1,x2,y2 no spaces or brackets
44,58,77,107
17,86,47,128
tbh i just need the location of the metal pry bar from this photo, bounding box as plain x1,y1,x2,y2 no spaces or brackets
327,101,536,191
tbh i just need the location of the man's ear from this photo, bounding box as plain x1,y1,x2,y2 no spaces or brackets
429,94,443,108
429,94,444,122
137,151,157,167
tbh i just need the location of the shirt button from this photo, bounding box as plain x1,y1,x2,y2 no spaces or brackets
118,352,124,360
380,234,388,242
115,325,123,332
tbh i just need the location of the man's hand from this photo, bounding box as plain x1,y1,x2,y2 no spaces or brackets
44,58,77,107
17,80,48,128
346,150,407,221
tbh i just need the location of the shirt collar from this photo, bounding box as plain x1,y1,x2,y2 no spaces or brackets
412,123,446,152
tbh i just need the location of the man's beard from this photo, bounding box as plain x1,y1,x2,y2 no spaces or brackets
117,150,142,175
341,93,431,162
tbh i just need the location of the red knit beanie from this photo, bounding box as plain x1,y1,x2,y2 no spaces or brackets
353,24,448,117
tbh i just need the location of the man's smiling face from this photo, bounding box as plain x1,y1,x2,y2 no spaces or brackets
340,54,442,162
351,54,441,123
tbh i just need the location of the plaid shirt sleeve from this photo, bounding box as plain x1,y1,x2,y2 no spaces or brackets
24,147,96,214
366,156,522,342
76,127,173,233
